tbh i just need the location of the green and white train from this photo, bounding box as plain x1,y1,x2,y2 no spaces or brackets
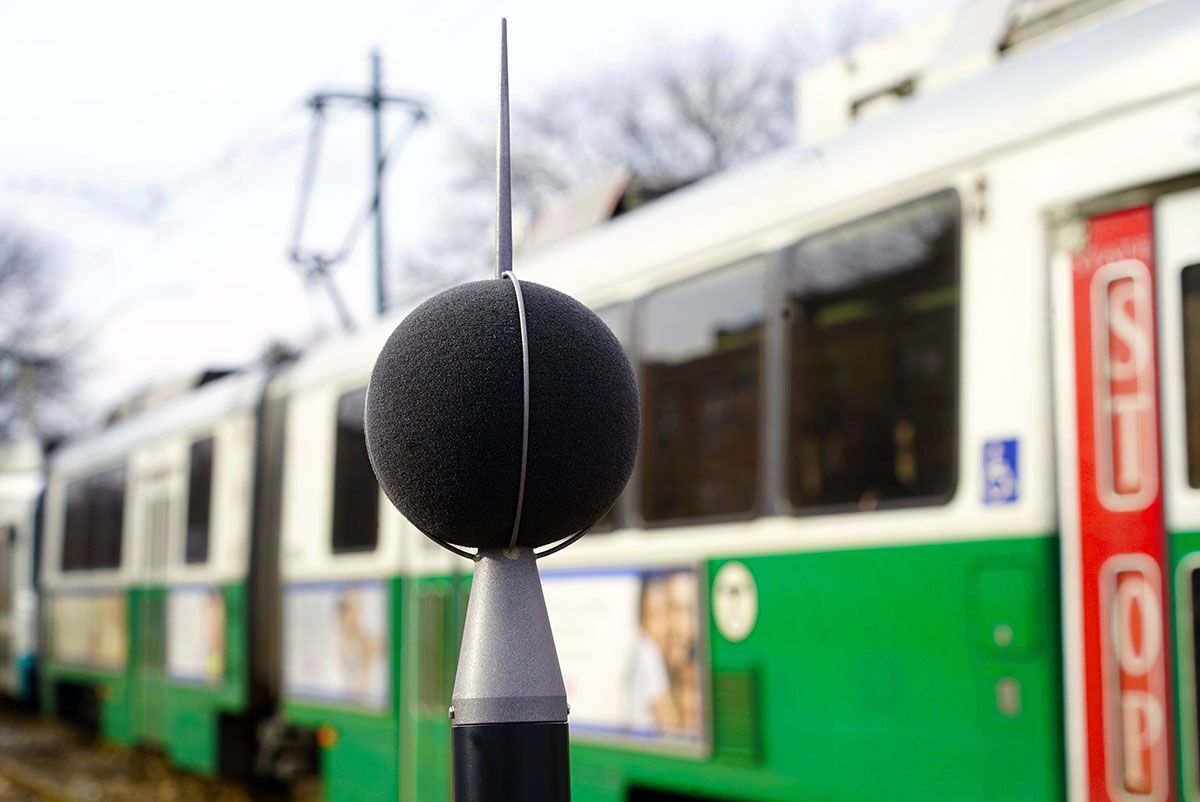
0,431,42,704
24,1,1200,800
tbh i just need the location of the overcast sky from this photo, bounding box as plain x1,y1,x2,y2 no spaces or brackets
0,0,956,422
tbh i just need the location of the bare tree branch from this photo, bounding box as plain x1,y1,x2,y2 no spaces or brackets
396,2,896,294
0,223,77,440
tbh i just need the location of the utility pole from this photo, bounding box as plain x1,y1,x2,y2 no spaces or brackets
289,53,427,326
0,347,52,436
371,51,388,317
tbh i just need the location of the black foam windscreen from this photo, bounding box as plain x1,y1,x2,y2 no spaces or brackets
365,279,640,549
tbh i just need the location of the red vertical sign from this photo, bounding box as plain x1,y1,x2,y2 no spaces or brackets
1070,205,1173,801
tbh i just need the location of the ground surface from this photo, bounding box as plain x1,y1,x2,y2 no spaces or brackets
0,709,319,802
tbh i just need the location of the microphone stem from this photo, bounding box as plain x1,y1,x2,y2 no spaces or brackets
451,547,571,801
495,18,513,280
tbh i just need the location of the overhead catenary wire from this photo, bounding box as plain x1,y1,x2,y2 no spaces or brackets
6,0,504,358
142,0,498,256
287,102,329,263
330,113,426,266
286,74,429,334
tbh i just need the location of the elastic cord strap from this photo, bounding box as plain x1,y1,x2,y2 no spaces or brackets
502,271,530,550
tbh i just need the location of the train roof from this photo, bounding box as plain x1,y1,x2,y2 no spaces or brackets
513,0,1200,299
282,0,1199,396
50,368,265,476
55,0,1199,442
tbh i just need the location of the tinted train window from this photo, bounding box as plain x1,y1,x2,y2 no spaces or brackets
185,437,214,564
592,303,632,533
786,191,959,511
332,387,379,553
1183,264,1200,488
0,527,14,617
90,466,126,568
639,258,766,524
61,466,127,571
61,479,90,571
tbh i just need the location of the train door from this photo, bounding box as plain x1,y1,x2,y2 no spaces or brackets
133,471,173,745
1157,187,1200,802
1053,202,1177,802
407,575,462,802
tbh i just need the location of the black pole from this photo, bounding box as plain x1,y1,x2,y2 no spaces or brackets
453,722,570,802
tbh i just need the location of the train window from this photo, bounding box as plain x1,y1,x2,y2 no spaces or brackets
62,465,127,571
185,437,214,564
1183,264,1200,488
785,190,959,511
639,258,767,524
0,527,13,618
90,466,126,568
592,303,632,533
61,478,90,571
331,387,379,554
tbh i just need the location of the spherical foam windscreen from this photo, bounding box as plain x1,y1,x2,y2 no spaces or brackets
365,279,640,549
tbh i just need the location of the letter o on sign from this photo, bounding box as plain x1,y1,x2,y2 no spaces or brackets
1114,573,1161,677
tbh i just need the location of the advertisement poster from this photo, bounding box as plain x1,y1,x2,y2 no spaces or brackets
51,592,127,669
283,580,389,710
542,566,705,749
167,587,225,684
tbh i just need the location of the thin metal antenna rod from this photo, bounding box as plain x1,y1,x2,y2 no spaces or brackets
495,18,512,280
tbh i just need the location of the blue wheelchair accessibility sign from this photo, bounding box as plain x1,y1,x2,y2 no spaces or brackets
983,438,1019,505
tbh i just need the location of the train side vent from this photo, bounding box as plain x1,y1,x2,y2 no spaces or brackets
713,668,761,762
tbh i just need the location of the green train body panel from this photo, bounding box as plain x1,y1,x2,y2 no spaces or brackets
16,653,36,701
282,577,406,802
40,537,1067,801
130,583,250,774
287,703,401,802
1169,530,1200,801
40,659,135,745
131,587,169,746
40,584,250,775
557,535,1065,802
400,575,464,802
385,535,1063,802
40,590,137,746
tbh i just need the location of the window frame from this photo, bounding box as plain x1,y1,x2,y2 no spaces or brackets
633,255,773,530
777,188,963,517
